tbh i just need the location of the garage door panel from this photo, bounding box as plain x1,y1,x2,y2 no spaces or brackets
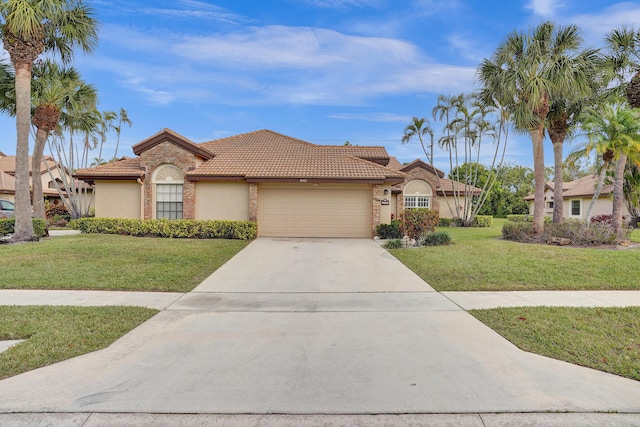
258,186,371,237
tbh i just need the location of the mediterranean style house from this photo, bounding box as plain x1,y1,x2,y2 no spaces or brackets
74,129,478,238
0,152,85,204
524,174,630,220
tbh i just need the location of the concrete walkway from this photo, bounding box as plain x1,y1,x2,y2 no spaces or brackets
1,238,639,426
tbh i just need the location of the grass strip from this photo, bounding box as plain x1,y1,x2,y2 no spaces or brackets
0,305,158,380
1,234,249,292
390,219,640,291
470,306,640,381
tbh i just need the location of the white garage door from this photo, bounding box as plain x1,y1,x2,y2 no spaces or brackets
258,184,372,238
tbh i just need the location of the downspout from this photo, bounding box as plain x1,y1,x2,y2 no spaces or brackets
137,178,144,220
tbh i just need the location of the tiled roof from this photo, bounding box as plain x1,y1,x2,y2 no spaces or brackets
74,157,144,179
524,175,606,201
0,155,60,175
192,130,404,182
0,171,15,193
386,157,404,171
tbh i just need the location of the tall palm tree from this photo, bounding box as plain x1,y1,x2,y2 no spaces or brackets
402,117,434,163
570,105,640,223
31,59,97,219
478,22,594,233
0,0,98,241
111,107,132,160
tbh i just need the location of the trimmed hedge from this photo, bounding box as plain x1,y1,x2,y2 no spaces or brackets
70,218,257,240
0,218,48,238
472,215,493,228
507,214,552,224
438,216,492,227
376,219,402,239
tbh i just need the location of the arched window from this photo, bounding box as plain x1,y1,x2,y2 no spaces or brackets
152,164,184,219
404,180,432,209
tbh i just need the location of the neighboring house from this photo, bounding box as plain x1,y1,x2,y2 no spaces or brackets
0,153,93,207
524,174,629,220
74,129,479,238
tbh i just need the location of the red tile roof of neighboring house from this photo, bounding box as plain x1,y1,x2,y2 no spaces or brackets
0,155,60,175
0,171,16,195
524,174,606,201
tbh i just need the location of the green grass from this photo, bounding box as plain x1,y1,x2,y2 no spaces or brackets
471,307,640,381
0,234,249,292
0,306,158,380
390,219,640,291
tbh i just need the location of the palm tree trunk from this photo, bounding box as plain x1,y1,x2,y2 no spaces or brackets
611,154,627,234
12,64,35,242
585,163,610,222
531,125,546,234
552,141,564,224
31,127,49,220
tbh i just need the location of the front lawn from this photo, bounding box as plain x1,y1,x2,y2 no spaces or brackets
0,306,157,380
1,234,249,292
390,219,640,291
471,306,640,382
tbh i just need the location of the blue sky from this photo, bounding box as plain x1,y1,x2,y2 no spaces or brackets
1,0,640,173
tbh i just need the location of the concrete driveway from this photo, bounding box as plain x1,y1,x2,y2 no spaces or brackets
1,238,640,419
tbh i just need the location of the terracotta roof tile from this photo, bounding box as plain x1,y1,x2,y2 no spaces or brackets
0,171,16,193
75,157,144,179
192,130,404,182
524,175,607,201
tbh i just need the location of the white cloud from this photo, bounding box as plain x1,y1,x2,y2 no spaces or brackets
526,0,560,17
92,23,476,107
296,0,385,10
566,2,640,45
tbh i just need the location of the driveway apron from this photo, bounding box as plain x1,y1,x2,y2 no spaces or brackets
0,238,639,415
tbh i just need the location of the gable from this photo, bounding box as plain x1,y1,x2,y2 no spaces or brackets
132,128,214,160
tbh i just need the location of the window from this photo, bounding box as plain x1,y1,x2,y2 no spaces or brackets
404,195,430,209
403,180,432,210
156,184,183,219
571,200,581,216
547,201,554,209
152,164,184,220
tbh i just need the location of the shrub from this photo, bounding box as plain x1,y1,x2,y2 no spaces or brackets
70,218,257,240
506,214,531,223
0,218,48,238
419,231,452,246
45,200,70,222
591,214,612,225
383,238,403,249
438,218,452,227
472,215,493,228
399,209,439,240
502,220,631,246
376,219,402,239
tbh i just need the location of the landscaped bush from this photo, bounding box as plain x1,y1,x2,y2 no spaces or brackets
506,214,532,222
472,215,493,228
376,219,402,239
502,220,631,246
0,218,48,238
438,217,452,227
70,218,257,240
418,231,452,246
590,214,612,225
383,238,403,249
399,209,439,240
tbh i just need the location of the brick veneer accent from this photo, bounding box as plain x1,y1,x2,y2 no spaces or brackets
395,165,442,216
249,183,258,222
372,184,382,236
139,140,199,220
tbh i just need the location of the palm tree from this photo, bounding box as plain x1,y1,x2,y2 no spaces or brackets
570,105,640,223
402,117,434,163
30,60,97,219
0,0,98,241
478,22,594,233
111,107,132,160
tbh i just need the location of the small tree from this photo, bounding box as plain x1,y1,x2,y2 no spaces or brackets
399,208,439,241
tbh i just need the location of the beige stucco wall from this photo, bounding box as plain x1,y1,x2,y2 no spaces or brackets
379,185,392,224
437,195,473,218
95,180,141,219
528,196,630,220
195,181,250,221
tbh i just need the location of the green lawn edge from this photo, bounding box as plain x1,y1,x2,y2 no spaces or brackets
470,306,640,382
0,306,158,380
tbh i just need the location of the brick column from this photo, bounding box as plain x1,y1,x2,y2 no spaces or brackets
183,181,196,219
249,183,258,222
